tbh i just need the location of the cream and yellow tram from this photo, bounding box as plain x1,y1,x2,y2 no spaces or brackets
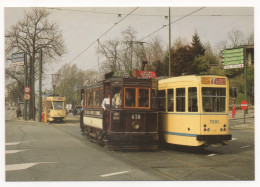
158,75,232,147
42,96,66,122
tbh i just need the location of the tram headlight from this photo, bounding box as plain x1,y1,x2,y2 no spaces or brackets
132,121,140,130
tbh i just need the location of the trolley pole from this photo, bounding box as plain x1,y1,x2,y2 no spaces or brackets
243,46,248,117
24,51,28,120
168,7,171,77
38,48,43,122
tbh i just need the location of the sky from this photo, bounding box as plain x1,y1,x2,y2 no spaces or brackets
3,2,255,91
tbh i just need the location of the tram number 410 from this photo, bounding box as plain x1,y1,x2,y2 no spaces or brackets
210,120,219,124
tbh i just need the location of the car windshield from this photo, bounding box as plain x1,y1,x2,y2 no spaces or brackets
53,101,63,110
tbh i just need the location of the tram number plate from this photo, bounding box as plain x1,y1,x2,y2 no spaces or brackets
132,114,141,120
210,120,219,124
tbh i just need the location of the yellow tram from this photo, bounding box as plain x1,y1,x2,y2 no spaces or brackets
42,96,66,122
158,75,232,147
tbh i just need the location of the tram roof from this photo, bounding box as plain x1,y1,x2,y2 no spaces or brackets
158,75,227,84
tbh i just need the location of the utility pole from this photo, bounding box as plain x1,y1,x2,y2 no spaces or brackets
24,52,28,120
243,46,248,116
38,48,43,122
169,7,171,77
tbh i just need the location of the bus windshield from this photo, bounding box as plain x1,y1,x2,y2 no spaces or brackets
53,101,63,110
202,87,226,112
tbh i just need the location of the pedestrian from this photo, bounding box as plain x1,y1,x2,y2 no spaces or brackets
102,94,110,130
16,105,21,118
80,102,85,134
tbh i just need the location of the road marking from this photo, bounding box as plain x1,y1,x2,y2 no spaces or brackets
207,154,217,157
6,150,25,154
100,171,130,177
5,140,38,146
5,142,22,146
6,162,55,171
241,145,250,149
232,138,238,141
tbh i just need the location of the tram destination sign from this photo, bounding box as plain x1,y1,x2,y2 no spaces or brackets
223,48,244,69
10,52,25,66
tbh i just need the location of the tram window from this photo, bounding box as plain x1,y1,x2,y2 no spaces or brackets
139,88,149,107
167,89,174,112
151,89,157,109
53,101,63,110
100,88,104,103
112,87,122,109
158,90,166,111
93,89,100,107
125,88,136,107
87,91,93,107
176,88,185,112
202,88,226,112
188,87,198,112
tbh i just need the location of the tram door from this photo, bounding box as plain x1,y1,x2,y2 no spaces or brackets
103,83,111,130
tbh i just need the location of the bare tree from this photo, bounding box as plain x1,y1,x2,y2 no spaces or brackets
5,8,66,119
228,29,245,47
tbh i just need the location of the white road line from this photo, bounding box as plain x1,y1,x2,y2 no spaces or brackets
5,140,38,146
100,171,130,177
6,162,55,171
207,154,217,157
5,142,22,146
241,145,250,149
6,150,25,154
232,138,238,141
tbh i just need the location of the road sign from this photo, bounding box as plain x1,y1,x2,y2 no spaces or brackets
11,52,25,66
223,47,244,69
240,100,248,110
24,86,31,93
24,93,31,100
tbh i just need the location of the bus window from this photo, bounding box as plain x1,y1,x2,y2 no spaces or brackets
53,101,63,110
158,90,166,111
151,89,157,109
188,87,198,112
176,88,185,112
202,88,226,112
139,88,149,107
93,89,100,107
125,88,136,107
167,89,174,112
87,91,93,107
112,87,122,109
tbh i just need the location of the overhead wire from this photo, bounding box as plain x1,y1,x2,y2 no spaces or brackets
68,7,139,64
139,7,206,41
47,7,253,17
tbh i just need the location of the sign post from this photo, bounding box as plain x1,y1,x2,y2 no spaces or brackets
240,100,248,123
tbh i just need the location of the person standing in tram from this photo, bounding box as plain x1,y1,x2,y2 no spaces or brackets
102,94,111,130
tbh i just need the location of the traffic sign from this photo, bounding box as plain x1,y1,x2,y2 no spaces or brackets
24,93,31,100
11,52,25,66
240,100,248,110
24,86,31,93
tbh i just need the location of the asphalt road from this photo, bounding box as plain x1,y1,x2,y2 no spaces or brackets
5,108,255,181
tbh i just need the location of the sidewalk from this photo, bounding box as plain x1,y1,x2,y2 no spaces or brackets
229,109,254,129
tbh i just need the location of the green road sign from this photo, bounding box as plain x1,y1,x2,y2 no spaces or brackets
223,47,244,68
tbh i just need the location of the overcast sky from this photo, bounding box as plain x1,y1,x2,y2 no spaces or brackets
2,0,257,92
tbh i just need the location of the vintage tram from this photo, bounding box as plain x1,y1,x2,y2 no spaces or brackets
80,71,158,149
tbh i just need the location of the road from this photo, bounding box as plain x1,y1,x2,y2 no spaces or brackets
5,107,254,181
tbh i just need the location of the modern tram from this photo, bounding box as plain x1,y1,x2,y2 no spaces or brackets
80,71,158,149
157,75,232,147
42,96,66,122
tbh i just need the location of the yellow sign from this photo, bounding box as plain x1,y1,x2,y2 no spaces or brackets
201,77,210,84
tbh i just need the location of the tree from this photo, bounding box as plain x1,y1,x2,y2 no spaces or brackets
228,29,245,48
190,31,205,57
55,64,96,106
5,8,66,119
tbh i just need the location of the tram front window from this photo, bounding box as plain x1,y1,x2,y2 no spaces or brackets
53,101,63,110
139,89,149,107
125,88,135,107
202,88,226,112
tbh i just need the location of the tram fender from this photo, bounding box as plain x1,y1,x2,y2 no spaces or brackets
196,134,232,142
